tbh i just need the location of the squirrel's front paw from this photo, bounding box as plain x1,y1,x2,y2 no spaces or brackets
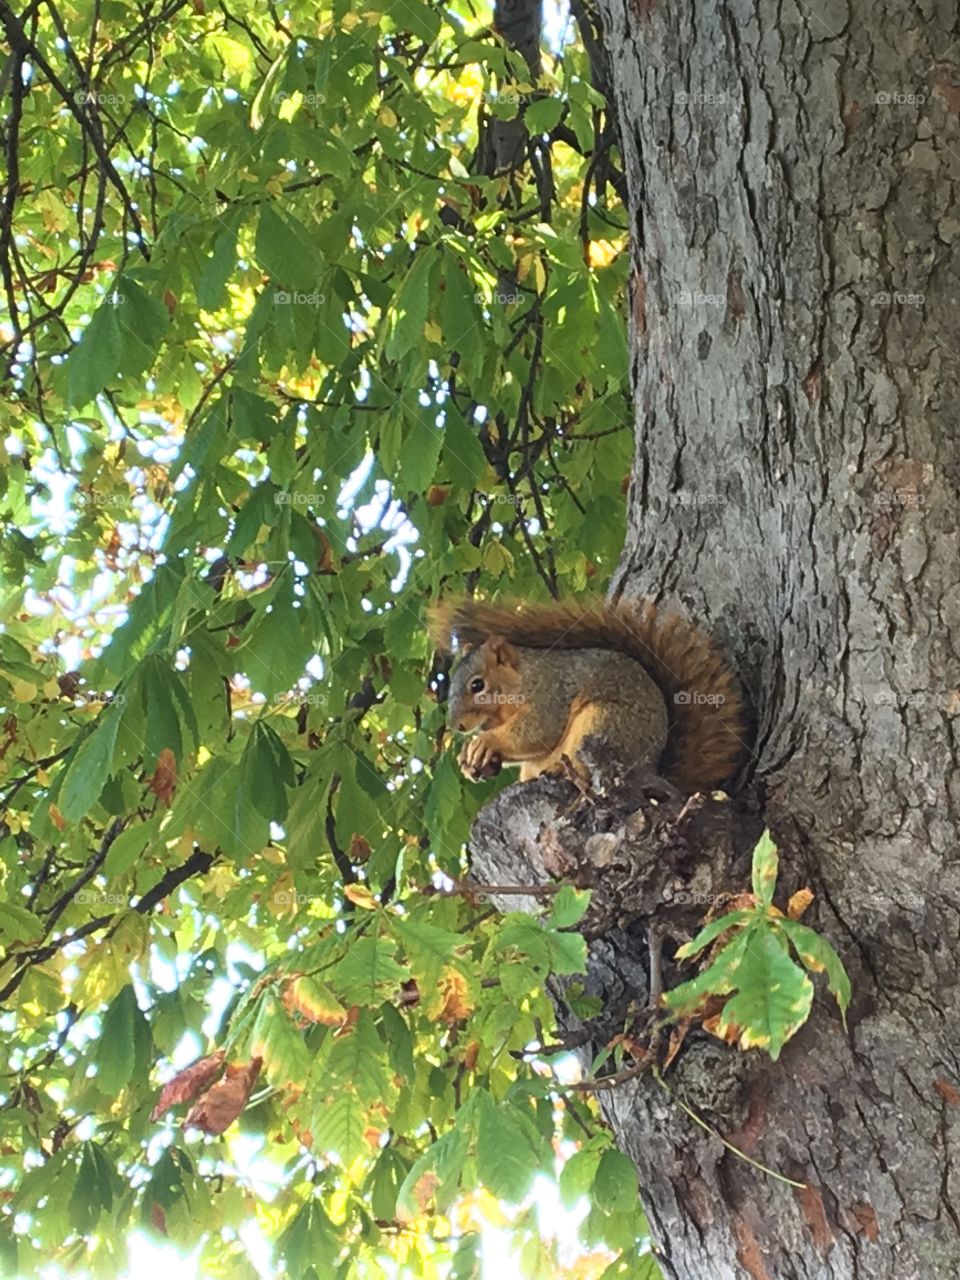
458,737,503,782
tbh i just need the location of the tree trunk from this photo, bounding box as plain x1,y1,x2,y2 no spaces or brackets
472,1,960,1276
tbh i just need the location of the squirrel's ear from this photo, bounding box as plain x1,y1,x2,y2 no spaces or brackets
486,635,519,668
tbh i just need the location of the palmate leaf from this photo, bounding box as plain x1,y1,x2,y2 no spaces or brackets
715,927,814,1061
390,915,467,989
330,930,410,1005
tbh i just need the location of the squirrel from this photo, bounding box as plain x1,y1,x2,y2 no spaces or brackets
429,596,751,792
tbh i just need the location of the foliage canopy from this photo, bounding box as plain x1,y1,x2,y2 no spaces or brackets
0,0,646,1274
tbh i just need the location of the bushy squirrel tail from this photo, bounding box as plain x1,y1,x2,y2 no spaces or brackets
429,596,752,791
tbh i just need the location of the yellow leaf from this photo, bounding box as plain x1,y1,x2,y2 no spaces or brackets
343,884,378,910
426,968,475,1024
283,976,347,1026
587,237,625,268
8,678,37,703
788,888,814,919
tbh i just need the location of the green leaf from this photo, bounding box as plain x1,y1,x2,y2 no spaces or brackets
94,985,138,1095
255,204,323,288
475,1093,540,1203
716,927,814,1060
334,760,383,854
673,909,754,960
593,1149,638,1217
0,901,44,944
64,295,123,407
544,928,588,975
440,402,489,489
775,918,852,1026
396,1126,469,1220
524,96,564,134
284,770,332,875
331,931,409,1005
423,750,462,853
114,278,170,380
385,248,436,363
104,815,162,877
397,407,445,496
279,1200,338,1277
326,1009,388,1103
558,1144,604,1208
368,1148,406,1221
243,591,314,699
663,928,752,1014
70,1144,106,1234
383,0,440,42
59,704,123,823
311,1090,367,1166
438,253,486,377
140,658,184,772
238,722,296,826
751,830,779,907
197,209,243,310
391,916,466,989
251,989,312,1090
547,885,592,929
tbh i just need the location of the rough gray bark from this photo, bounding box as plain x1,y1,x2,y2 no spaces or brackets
471,1,960,1276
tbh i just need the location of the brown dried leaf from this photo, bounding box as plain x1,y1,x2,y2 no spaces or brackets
788,888,815,920
150,1049,225,1122
663,1019,692,1069
703,1013,741,1045
183,1057,262,1135
149,748,178,806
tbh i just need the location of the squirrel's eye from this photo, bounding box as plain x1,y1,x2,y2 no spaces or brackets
469,677,485,694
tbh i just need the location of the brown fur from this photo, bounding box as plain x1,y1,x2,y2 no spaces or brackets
429,596,752,791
